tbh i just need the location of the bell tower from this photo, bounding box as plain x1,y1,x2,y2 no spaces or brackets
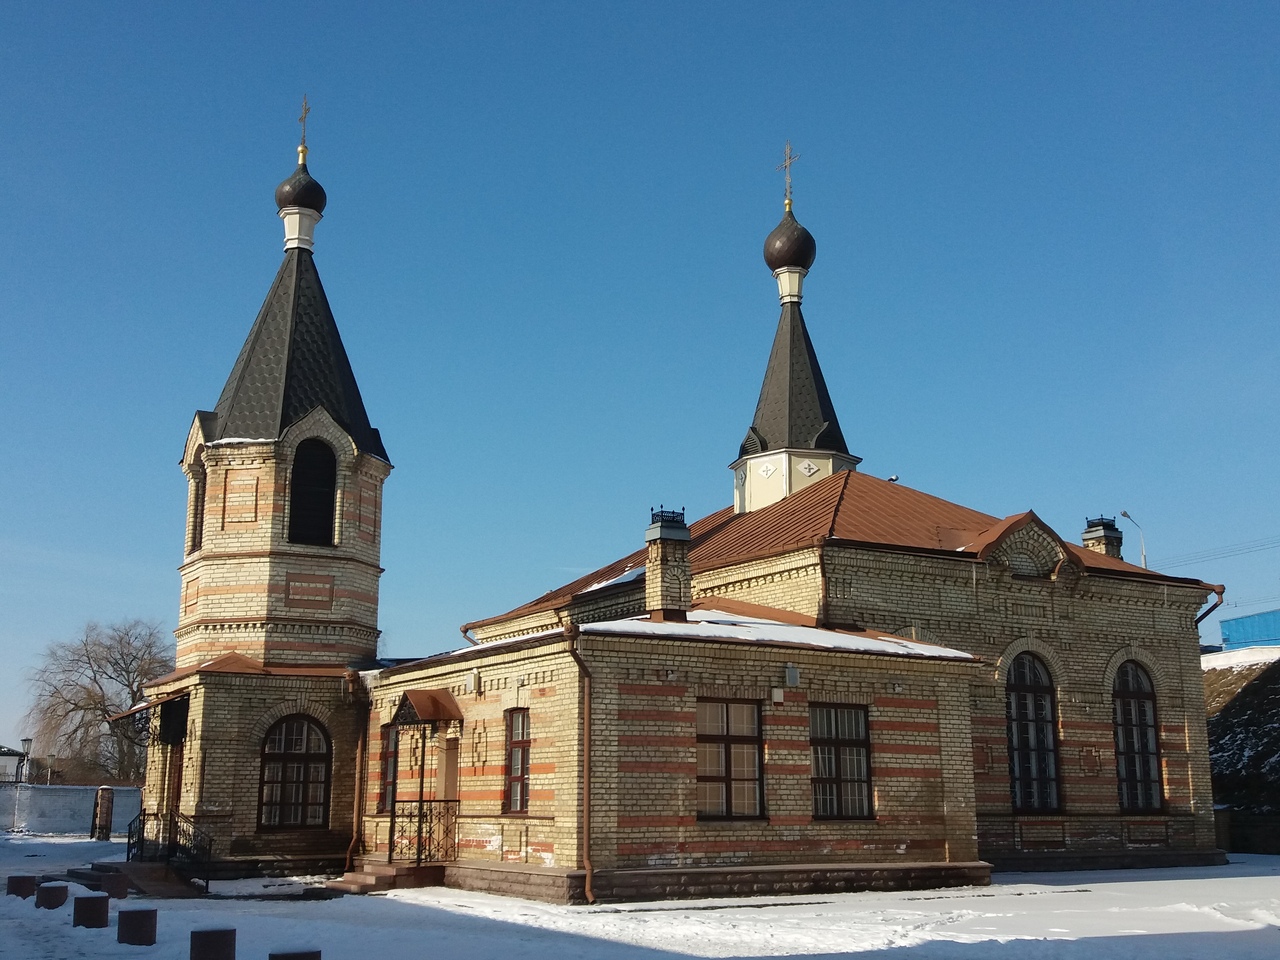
175,138,391,669
731,146,859,514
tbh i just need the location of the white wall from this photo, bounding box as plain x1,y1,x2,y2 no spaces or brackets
0,784,141,836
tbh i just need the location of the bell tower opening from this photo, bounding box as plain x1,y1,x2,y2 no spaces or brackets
288,438,338,546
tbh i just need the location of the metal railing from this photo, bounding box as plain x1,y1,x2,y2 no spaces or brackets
389,799,459,865
126,810,214,866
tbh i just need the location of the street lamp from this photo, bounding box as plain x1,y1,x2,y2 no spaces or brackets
46,754,56,786
18,738,32,783
1120,511,1147,569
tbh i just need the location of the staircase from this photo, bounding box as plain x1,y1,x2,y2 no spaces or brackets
326,857,446,894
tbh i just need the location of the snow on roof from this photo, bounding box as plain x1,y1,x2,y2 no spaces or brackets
1202,644,1280,671
580,564,644,593
403,608,975,674
579,609,976,661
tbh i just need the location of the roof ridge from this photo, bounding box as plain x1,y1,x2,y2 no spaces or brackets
825,469,853,540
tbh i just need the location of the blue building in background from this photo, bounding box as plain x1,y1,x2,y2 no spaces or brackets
1220,609,1280,650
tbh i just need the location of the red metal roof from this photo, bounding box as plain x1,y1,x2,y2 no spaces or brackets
465,471,1214,632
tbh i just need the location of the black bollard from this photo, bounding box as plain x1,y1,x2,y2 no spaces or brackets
73,893,110,928
35,883,68,909
7,875,38,898
190,927,236,960
118,907,158,946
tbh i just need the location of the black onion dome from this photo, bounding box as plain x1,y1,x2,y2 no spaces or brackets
274,162,327,214
763,208,816,272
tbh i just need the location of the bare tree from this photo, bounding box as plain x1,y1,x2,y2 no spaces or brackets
25,620,175,783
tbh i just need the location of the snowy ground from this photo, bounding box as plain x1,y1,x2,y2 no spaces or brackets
3,834,1280,959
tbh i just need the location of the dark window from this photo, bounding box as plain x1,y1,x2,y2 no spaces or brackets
288,439,337,546
377,724,399,814
810,704,872,819
188,472,206,554
504,709,530,814
696,700,763,818
1006,653,1061,812
259,715,331,829
1114,661,1162,811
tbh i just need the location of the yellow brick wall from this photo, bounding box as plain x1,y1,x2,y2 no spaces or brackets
175,411,391,668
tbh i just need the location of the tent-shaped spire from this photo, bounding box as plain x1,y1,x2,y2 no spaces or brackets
208,248,387,460
740,208,849,459
202,142,386,461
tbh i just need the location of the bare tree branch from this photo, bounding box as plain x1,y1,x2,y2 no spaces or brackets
24,620,175,783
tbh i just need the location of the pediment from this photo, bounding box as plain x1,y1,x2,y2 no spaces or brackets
977,511,1073,578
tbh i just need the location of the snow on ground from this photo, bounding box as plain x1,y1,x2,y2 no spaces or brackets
3,834,1280,959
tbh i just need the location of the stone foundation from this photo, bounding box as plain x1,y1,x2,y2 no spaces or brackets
441,859,992,904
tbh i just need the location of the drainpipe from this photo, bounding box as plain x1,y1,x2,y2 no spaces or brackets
1195,584,1226,626
564,624,595,904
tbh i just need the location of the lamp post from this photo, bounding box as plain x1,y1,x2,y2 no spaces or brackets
46,754,56,786
19,738,32,783
1120,511,1147,569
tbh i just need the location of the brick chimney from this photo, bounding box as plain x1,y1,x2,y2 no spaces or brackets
1081,516,1123,559
645,508,691,622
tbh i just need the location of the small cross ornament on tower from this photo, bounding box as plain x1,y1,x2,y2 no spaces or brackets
298,94,311,146
776,141,800,211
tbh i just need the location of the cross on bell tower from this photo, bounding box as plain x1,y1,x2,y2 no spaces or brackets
776,141,800,212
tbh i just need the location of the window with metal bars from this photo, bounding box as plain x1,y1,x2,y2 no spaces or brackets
1006,653,1061,812
1114,661,1163,811
259,715,330,829
504,708,530,814
376,724,398,814
810,704,873,819
288,439,337,546
696,700,763,819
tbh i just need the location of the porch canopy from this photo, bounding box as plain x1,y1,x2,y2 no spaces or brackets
393,689,464,726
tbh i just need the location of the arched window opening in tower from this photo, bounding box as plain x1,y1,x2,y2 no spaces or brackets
1114,661,1163,812
259,715,331,829
1006,652,1061,812
288,439,337,546
187,466,206,554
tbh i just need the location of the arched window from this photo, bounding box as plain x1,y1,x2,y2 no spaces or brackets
1114,661,1162,811
288,439,337,546
187,464,206,554
1006,652,1061,811
260,715,331,829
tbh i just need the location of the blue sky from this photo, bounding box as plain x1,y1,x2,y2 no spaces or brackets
2,1,1279,748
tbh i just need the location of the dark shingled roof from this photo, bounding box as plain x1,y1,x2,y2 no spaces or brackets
739,301,849,459
205,248,387,461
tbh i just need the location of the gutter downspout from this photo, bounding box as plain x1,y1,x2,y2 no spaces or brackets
565,624,595,904
345,669,370,873
1195,585,1226,626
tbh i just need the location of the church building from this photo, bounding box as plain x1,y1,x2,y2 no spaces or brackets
135,133,1226,903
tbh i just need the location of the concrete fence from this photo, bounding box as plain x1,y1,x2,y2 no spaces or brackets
0,784,141,836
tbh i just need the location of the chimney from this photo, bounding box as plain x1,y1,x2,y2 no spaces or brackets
645,507,691,622
1081,516,1123,559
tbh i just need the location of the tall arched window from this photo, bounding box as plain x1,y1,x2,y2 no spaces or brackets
1006,652,1061,811
288,439,337,546
1114,661,1162,811
260,715,331,829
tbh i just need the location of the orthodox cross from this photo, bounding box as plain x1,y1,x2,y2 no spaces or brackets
776,141,800,210
298,95,311,146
